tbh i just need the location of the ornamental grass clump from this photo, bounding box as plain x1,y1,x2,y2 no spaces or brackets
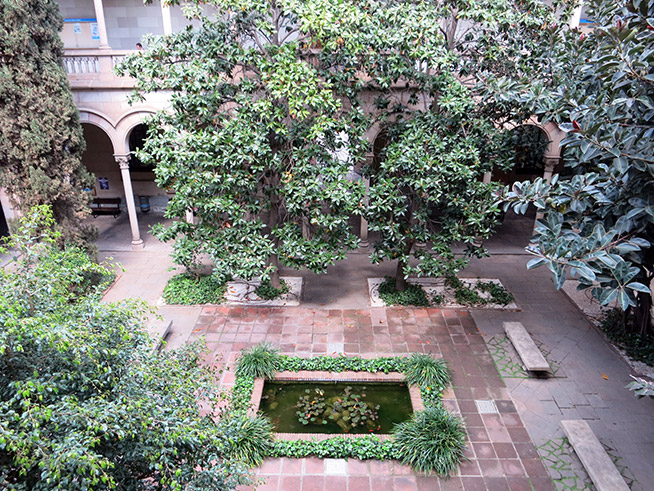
403,353,450,390
393,407,466,475
222,413,274,467
235,343,281,379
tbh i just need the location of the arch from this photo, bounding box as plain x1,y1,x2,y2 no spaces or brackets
505,117,565,160
78,108,119,153
115,109,158,153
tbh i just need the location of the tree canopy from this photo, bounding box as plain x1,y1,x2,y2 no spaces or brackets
0,0,93,248
501,0,654,334
0,207,258,489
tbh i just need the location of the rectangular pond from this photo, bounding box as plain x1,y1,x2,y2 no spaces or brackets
259,381,413,434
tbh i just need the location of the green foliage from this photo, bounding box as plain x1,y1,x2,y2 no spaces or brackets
403,354,450,390
254,278,289,300
221,413,274,467
500,0,654,321
0,207,251,490
444,276,514,307
626,375,654,399
600,308,654,366
393,407,467,476
236,343,282,379
163,273,227,305
271,435,398,460
378,276,430,307
0,0,95,248
230,347,463,471
278,353,407,374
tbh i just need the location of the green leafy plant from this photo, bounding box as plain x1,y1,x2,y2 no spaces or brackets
393,407,467,476
162,273,227,305
378,276,430,307
278,353,407,373
626,375,654,399
403,354,450,390
477,280,514,306
432,294,444,305
323,386,380,432
271,435,398,460
255,278,290,300
444,276,514,307
600,308,654,366
296,388,327,425
236,343,282,379
221,413,274,467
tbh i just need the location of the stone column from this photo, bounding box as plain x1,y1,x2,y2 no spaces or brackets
92,0,111,49
359,177,370,247
115,155,144,250
569,1,583,29
161,1,173,35
185,209,194,224
482,171,492,184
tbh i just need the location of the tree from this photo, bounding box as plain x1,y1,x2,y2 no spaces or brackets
365,0,568,290
0,0,94,248
0,207,259,489
501,0,654,334
117,0,454,288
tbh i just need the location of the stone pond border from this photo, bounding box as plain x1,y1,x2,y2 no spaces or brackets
248,371,425,440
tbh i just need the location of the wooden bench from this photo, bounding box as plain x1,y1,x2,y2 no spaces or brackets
503,321,550,372
561,420,629,491
91,197,121,218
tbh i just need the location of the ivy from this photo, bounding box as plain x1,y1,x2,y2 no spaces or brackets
162,273,228,305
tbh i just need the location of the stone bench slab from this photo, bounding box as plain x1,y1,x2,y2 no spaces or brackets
561,419,629,491
503,321,549,371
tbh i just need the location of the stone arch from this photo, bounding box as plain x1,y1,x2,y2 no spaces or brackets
115,109,158,154
78,108,119,153
508,118,565,161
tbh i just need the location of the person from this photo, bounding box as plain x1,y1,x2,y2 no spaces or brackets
136,42,143,50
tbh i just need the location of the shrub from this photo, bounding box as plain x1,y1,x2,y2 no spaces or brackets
255,278,290,300
403,353,450,390
162,273,227,305
600,308,654,366
378,276,430,307
222,413,274,467
393,407,466,476
236,343,281,379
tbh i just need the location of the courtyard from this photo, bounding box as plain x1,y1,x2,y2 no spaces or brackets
96,214,653,491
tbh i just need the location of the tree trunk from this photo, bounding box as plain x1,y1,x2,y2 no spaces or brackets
268,199,282,289
395,259,407,292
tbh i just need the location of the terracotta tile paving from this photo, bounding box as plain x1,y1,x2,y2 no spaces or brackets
192,306,554,491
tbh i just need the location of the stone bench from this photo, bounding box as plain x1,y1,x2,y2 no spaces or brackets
561,420,629,491
148,318,172,352
503,321,550,372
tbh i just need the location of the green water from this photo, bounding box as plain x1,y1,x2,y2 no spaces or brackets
259,381,413,434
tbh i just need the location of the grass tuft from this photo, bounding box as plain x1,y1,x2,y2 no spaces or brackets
235,343,281,379
403,353,450,389
393,406,466,475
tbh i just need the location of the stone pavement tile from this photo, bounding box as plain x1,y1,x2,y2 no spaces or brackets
255,475,280,491
370,475,394,490
393,476,418,491
326,476,347,490
483,477,510,491
348,476,371,491
415,475,441,490
279,475,302,490
460,476,486,491
493,442,517,459
472,442,496,459
458,459,481,476
521,459,549,478
301,475,325,491
439,477,463,490
513,442,539,460
477,459,503,477
527,477,555,491
500,459,526,477
281,457,303,474
259,458,282,474
506,477,532,491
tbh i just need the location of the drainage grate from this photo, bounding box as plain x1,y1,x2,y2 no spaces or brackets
475,399,499,414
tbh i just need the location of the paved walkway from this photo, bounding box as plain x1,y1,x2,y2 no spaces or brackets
92,213,654,490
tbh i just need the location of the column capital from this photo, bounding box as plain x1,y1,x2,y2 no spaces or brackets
114,154,130,169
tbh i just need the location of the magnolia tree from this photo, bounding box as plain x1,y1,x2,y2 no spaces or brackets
365,0,570,290
501,0,654,336
0,0,94,248
119,0,451,288
0,207,261,489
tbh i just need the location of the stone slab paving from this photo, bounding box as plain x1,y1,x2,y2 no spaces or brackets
190,306,553,491
465,255,654,491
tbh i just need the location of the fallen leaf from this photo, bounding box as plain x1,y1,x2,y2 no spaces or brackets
602,373,609,380
193,328,202,333
481,332,487,336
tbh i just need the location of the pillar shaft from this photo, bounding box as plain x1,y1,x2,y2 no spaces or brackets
569,1,583,30
92,0,111,49
161,1,173,35
115,155,144,250
359,177,370,247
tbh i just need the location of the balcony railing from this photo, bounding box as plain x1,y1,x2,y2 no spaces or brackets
62,49,136,89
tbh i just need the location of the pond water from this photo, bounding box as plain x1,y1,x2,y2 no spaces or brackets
259,381,413,434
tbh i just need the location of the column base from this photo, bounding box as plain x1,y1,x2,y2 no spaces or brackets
359,240,369,248
131,239,145,250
